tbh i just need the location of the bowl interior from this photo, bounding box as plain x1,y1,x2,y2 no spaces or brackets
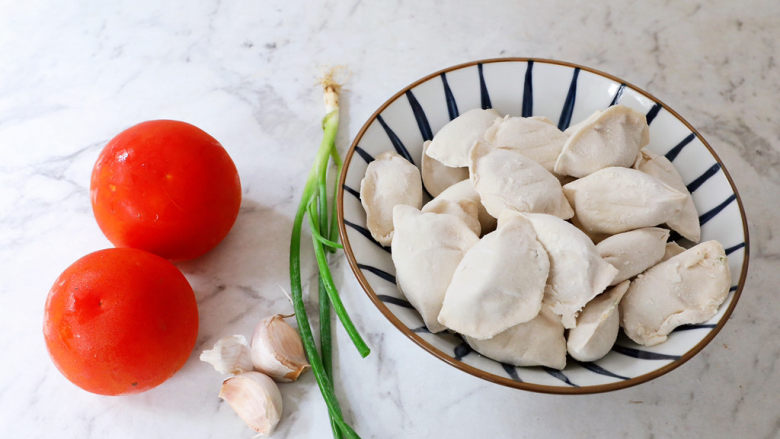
338,58,748,393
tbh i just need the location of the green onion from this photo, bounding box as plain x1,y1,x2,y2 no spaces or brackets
313,231,343,249
289,72,368,439
307,200,371,357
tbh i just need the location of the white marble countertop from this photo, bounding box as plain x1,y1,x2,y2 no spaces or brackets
1,1,778,438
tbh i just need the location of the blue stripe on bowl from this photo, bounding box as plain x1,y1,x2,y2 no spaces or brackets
454,341,472,361
724,242,746,255
354,145,375,163
699,194,736,226
673,323,718,332
376,114,415,164
544,368,578,387
440,72,459,120
609,83,626,106
412,326,431,334
356,263,396,284
376,294,413,309
478,63,492,109
502,363,523,382
574,360,630,380
406,90,433,141
557,67,580,130
343,219,390,253
522,60,534,117
343,184,361,200
665,133,696,162
612,345,681,360
686,163,721,192
645,103,662,124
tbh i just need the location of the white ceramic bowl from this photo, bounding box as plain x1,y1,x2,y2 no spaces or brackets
337,58,748,394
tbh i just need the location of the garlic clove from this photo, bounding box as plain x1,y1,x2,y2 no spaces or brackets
220,371,283,435
200,335,254,375
250,315,310,382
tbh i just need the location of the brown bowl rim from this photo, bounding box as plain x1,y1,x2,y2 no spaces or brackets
336,57,749,395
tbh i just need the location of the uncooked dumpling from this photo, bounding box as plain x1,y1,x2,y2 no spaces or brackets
554,105,649,178
661,241,686,261
425,108,501,167
620,240,731,346
519,212,618,328
482,115,567,172
634,149,701,242
563,167,688,235
437,213,549,339
469,141,573,220
596,227,670,285
465,304,566,370
431,179,495,234
566,280,630,362
421,140,468,197
360,151,423,246
569,215,610,244
421,197,481,237
392,205,479,333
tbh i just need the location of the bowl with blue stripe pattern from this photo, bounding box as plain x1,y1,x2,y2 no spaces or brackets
337,58,748,394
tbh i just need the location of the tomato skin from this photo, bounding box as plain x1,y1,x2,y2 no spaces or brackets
90,120,241,260
43,248,199,395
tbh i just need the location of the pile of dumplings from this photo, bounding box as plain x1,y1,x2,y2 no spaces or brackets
359,105,731,369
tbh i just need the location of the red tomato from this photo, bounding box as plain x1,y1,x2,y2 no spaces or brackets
91,120,241,260
43,248,199,395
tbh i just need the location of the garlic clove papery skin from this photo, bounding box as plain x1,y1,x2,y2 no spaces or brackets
251,315,310,382
220,372,283,435
200,335,254,375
